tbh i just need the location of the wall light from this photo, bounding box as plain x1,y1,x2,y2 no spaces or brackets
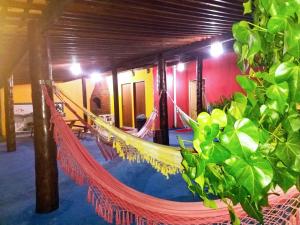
90,71,102,83
210,41,224,58
177,62,185,72
69,62,82,76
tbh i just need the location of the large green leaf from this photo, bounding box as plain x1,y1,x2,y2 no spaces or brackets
201,141,231,163
240,197,264,224
285,113,300,132
232,21,251,44
266,99,288,115
267,16,287,34
284,23,300,58
236,75,257,93
275,133,300,172
243,0,252,14
211,109,227,128
197,112,211,127
228,93,247,120
266,82,289,105
248,31,262,59
225,156,273,200
274,62,295,83
221,118,259,157
287,65,300,102
274,162,298,192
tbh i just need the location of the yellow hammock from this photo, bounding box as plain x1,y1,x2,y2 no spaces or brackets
54,85,184,177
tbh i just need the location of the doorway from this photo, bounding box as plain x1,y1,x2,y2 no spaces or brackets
133,81,146,127
121,83,133,127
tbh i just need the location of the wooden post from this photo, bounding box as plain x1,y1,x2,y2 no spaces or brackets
81,77,88,131
4,75,16,152
196,56,203,114
158,55,169,145
28,20,59,213
112,68,120,128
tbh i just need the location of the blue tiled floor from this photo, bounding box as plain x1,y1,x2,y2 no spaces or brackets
0,130,195,225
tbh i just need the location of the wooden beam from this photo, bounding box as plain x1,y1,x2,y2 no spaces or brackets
4,75,16,152
28,20,59,213
0,0,73,87
112,68,120,128
103,33,233,74
196,55,203,114
158,55,169,145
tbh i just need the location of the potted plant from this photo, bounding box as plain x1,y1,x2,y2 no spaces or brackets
179,0,300,224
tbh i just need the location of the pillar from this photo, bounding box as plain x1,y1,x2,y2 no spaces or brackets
81,77,88,131
4,76,16,152
112,68,120,128
196,56,203,114
158,55,169,145
28,20,59,213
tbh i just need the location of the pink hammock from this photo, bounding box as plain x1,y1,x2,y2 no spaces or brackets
44,86,300,225
55,90,117,160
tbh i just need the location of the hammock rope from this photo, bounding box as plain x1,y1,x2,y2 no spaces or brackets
55,90,118,160
53,85,182,177
43,85,300,225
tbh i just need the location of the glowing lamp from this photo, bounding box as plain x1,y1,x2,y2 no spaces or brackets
177,62,185,72
210,41,224,58
70,62,82,76
90,72,102,83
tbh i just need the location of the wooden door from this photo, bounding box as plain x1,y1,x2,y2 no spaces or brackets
121,83,133,127
133,81,146,126
189,80,197,120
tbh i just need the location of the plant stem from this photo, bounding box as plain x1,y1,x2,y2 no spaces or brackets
247,22,267,32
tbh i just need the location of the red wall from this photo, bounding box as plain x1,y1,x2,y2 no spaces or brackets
153,51,242,128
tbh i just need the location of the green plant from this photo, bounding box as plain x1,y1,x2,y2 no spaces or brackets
179,0,300,224
208,96,233,111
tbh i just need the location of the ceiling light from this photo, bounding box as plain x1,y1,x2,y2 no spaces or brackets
69,62,82,76
177,62,185,72
90,71,102,83
210,41,224,58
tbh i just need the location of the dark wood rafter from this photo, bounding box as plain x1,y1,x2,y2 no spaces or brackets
4,76,16,152
28,20,59,213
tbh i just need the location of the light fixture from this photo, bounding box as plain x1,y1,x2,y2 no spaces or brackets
69,62,82,76
90,71,102,83
177,62,185,72
210,41,224,58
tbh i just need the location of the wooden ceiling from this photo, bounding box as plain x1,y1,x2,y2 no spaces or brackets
0,0,250,85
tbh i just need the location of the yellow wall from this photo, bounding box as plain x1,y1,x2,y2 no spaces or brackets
55,79,95,122
0,88,5,138
13,84,32,104
0,79,95,138
108,68,154,127
0,68,154,136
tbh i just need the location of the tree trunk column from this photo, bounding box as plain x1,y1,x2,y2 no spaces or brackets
28,20,59,213
4,76,16,152
81,77,88,131
158,55,169,145
112,68,120,128
196,56,203,114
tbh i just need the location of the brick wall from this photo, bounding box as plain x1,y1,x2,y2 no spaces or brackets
90,82,111,115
